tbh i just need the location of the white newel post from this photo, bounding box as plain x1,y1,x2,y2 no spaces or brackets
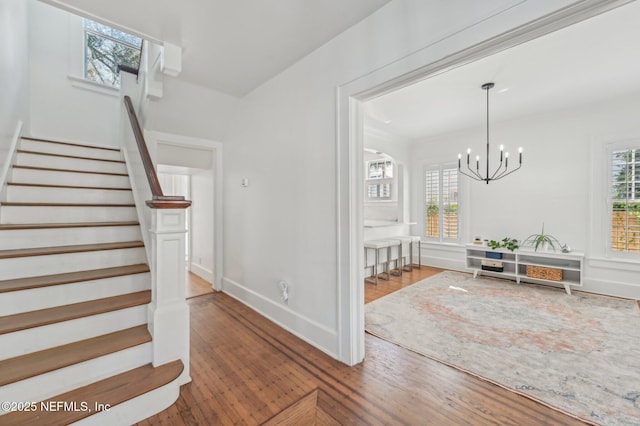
147,204,192,385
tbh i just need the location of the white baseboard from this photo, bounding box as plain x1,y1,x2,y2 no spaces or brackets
221,277,338,359
189,262,213,284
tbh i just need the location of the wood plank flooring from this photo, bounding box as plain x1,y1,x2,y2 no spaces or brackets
138,272,586,425
365,264,444,303
186,272,213,299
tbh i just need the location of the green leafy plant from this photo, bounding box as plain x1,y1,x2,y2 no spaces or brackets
488,237,520,251
523,223,561,251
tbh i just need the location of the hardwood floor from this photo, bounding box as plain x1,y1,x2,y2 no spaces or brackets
186,272,213,299
365,264,444,303
138,282,585,425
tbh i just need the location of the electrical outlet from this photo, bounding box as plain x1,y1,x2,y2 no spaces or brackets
278,281,289,304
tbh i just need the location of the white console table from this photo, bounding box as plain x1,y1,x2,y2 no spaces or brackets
465,243,584,295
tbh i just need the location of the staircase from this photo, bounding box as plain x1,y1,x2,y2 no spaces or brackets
0,137,183,424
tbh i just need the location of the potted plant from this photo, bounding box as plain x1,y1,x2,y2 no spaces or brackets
523,223,561,251
486,237,519,258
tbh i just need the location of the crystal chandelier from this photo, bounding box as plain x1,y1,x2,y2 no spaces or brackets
458,82,522,184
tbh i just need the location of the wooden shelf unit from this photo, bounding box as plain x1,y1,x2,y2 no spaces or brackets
465,243,584,295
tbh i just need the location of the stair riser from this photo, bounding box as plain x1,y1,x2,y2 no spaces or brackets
0,306,148,361
20,139,122,161
0,226,141,250
16,152,127,175
0,247,147,280
11,167,130,188
1,206,138,224
74,379,181,426
6,185,134,204
0,273,150,316
0,343,152,414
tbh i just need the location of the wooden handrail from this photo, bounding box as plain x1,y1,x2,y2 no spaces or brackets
123,95,191,209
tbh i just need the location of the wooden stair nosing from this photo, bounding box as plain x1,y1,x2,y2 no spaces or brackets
12,165,128,177
0,360,183,426
0,325,151,387
0,202,135,207
17,149,125,164
21,136,121,152
7,182,132,191
0,221,139,231
0,264,150,293
0,240,144,259
0,290,152,335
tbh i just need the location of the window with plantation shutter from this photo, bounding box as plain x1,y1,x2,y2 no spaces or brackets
425,166,459,241
610,147,640,253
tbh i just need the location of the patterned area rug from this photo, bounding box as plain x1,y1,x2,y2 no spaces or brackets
365,271,640,426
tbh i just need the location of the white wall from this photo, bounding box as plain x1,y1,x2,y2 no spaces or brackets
145,77,239,142
0,0,29,166
221,0,589,359
411,93,640,296
28,0,120,147
190,171,215,283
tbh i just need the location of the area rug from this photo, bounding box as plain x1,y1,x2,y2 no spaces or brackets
365,271,640,426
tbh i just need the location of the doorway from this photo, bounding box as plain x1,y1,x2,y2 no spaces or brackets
336,1,632,365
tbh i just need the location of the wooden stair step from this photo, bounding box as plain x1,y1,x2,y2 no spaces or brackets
0,241,144,259
0,360,183,426
0,325,151,386
0,290,151,335
17,149,125,164
12,165,128,176
0,221,139,230
21,136,121,152
7,182,132,191
0,264,150,293
1,202,135,208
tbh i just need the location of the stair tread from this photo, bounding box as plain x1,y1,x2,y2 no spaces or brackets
0,264,150,293
0,290,151,335
0,325,151,386
0,360,183,426
0,221,139,230
21,136,121,152
12,164,128,176
7,182,132,191
17,149,125,164
0,240,144,259
1,202,135,207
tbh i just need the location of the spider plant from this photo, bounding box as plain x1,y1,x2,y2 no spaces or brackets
523,223,561,251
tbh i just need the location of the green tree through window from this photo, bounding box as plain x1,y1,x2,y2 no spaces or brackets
611,148,640,252
84,19,142,87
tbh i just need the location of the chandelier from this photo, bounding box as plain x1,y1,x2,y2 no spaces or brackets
458,82,522,184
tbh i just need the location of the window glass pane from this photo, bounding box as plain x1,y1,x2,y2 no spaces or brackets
425,170,439,238
442,168,459,239
84,19,142,87
84,19,142,48
368,184,378,198
611,148,640,253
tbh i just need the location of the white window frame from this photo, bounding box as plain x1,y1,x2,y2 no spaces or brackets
82,19,142,88
423,163,460,244
365,158,397,203
606,140,640,259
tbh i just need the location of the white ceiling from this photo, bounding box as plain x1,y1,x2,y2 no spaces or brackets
364,1,640,141
44,0,390,97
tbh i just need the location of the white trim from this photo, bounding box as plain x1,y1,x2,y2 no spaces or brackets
222,277,339,359
336,0,632,366
67,74,120,97
39,0,164,45
189,262,214,284
0,121,23,207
